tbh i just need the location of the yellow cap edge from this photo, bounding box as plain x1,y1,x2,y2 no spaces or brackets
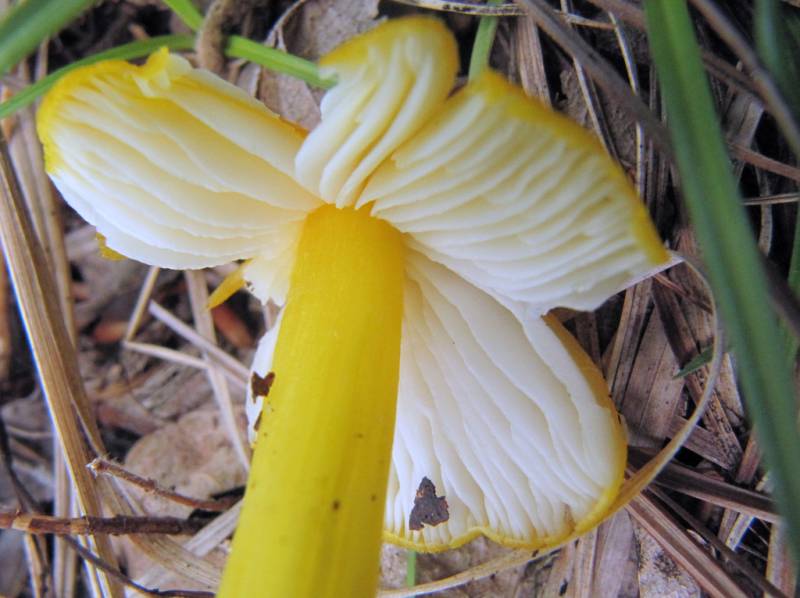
383,314,627,554
36,48,174,174
319,15,459,79
466,70,669,268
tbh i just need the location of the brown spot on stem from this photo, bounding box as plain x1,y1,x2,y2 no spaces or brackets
408,477,449,531
332,500,340,511
250,371,275,399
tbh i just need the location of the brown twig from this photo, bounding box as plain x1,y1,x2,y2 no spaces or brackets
0,132,122,596
0,416,52,595
559,0,617,159
743,192,800,206
391,0,617,29
690,0,800,159
516,0,673,157
60,535,215,598
124,265,160,341
583,0,643,28
626,492,750,597
729,143,800,182
0,512,206,536
185,271,250,470
649,487,788,598
629,452,778,522
652,272,714,314
89,457,239,513
0,257,9,381
390,0,524,15
148,301,250,382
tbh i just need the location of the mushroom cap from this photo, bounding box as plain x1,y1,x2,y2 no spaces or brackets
37,48,316,301
37,16,667,554
246,17,667,551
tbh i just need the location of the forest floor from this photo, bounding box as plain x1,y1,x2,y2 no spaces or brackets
0,0,797,596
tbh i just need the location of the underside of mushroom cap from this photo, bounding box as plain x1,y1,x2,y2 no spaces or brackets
294,17,459,207
36,12,668,562
37,48,318,273
362,69,668,315
247,250,627,551
387,253,627,550
245,15,666,554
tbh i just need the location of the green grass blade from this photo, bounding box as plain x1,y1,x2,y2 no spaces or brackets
755,0,800,361
673,346,714,379
645,0,800,567
0,0,96,76
226,35,334,89
468,0,503,80
160,1,330,87
755,0,800,120
0,35,195,120
406,549,417,589
161,0,204,31
0,31,332,122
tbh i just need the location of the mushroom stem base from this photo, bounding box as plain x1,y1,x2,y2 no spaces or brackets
219,204,406,597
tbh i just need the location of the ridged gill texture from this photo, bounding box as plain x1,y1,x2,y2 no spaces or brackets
37,48,318,301
361,71,668,315
294,18,459,207
388,252,625,549
36,15,668,568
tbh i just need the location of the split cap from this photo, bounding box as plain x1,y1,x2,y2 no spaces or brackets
37,14,667,573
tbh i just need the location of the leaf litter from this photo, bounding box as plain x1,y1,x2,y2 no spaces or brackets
0,0,797,596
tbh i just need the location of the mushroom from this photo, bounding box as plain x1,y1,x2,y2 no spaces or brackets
36,16,667,597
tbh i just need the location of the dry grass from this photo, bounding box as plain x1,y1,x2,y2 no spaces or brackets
0,0,797,596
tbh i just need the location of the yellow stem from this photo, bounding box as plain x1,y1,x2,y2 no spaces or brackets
219,204,406,597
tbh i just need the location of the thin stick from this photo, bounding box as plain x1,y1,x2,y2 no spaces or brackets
60,535,214,598
729,143,800,182
690,0,800,159
0,512,206,536
560,0,613,156
390,0,524,15
627,493,750,597
136,501,242,590
517,0,672,157
30,41,82,595
391,0,615,27
379,549,535,597
185,271,249,470
649,487,787,598
610,12,645,195
583,0,643,27
743,192,800,206
89,458,239,513
124,266,160,341
641,457,778,522
149,301,250,381
0,133,122,596
123,341,247,391
123,341,210,371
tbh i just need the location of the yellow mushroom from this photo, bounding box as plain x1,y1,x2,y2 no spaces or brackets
37,16,667,597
